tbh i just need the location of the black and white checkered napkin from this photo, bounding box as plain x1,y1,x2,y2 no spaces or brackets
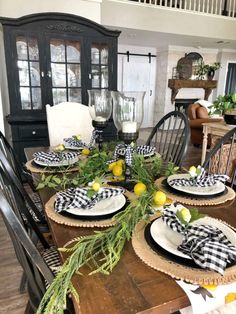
168,173,229,187
55,187,125,212
162,209,236,274
110,144,156,167
33,151,79,163
63,137,87,148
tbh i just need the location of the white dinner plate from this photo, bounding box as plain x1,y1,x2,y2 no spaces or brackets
63,193,126,217
64,144,85,151
34,156,79,167
167,173,225,196
150,215,236,260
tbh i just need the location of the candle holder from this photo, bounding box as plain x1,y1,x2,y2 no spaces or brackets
88,90,112,150
112,91,145,183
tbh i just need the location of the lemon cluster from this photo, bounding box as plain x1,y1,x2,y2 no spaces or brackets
133,182,168,207
108,159,125,177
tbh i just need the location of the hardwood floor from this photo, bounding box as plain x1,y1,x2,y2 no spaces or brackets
0,216,28,313
0,143,201,314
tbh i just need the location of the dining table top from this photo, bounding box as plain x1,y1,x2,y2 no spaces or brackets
25,146,236,314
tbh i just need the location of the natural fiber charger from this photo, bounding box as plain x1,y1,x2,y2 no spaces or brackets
132,214,236,285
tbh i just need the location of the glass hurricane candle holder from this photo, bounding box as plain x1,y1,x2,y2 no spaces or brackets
111,91,145,180
88,90,112,150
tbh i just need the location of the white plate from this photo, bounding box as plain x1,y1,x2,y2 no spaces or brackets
167,173,225,196
64,194,126,217
34,156,79,167
150,215,236,260
64,144,85,151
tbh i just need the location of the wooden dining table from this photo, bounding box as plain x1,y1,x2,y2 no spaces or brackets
25,147,236,314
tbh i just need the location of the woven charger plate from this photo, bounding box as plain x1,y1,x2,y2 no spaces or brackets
156,177,235,206
25,159,79,173
132,214,236,285
45,194,123,228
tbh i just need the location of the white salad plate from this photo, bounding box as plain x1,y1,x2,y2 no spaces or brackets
63,144,85,151
34,156,79,167
63,194,126,217
167,173,225,196
150,215,236,260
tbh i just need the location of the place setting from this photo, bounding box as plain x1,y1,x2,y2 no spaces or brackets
45,182,127,228
132,202,236,285
156,165,235,206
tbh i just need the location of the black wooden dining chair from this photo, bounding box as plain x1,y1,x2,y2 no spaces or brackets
0,130,35,189
0,146,47,228
0,189,74,313
146,111,190,166
202,127,236,188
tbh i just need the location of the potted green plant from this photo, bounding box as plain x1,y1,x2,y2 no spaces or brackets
209,92,236,124
196,61,221,80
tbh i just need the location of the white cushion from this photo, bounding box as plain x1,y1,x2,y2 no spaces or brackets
194,99,213,112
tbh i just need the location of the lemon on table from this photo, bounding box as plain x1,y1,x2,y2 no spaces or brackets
92,182,100,192
116,159,125,167
134,182,147,196
153,191,167,207
189,166,197,173
82,148,90,156
108,162,117,171
112,164,123,177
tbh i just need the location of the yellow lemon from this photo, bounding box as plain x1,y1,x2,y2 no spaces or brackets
134,182,147,196
112,164,123,177
92,182,100,192
75,134,81,140
54,144,65,152
82,148,90,156
116,159,125,167
189,166,197,173
202,284,217,291
179,207,191,223
225,293,236,304
153,191,167,207
108,162,117,171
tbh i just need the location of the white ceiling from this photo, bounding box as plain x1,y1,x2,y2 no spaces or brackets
115,27,236,51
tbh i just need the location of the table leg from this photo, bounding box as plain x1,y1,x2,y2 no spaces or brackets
201,125,208,165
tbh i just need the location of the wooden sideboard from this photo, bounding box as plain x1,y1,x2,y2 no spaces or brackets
168,79,217,103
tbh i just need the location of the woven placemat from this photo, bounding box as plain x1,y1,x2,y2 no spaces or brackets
45,194,121,228
156,177,235,206
25,159,79,173
132,214,236,285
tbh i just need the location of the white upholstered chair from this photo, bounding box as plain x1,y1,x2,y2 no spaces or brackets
46,102,94,147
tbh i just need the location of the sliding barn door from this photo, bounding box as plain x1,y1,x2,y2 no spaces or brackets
118,55,156,128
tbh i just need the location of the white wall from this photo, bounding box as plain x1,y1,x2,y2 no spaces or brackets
0,0,101,22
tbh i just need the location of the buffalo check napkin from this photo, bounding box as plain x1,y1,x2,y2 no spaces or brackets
33,151,79,163
162,209,236,274
63,137,87,148
168,173,229,188
55,187,125,212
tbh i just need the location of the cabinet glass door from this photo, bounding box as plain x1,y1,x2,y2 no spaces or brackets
91,43,109,89
50,39,81,105
16,36,42,110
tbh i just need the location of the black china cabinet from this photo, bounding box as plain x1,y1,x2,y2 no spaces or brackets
0,13,120,164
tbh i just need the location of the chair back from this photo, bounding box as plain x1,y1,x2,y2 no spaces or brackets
0,146,49,247
146,111,190,166
46,102,93,146
202,127,236,187
0,189,54,310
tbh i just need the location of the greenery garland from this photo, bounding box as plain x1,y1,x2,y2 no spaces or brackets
36,154,179,313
